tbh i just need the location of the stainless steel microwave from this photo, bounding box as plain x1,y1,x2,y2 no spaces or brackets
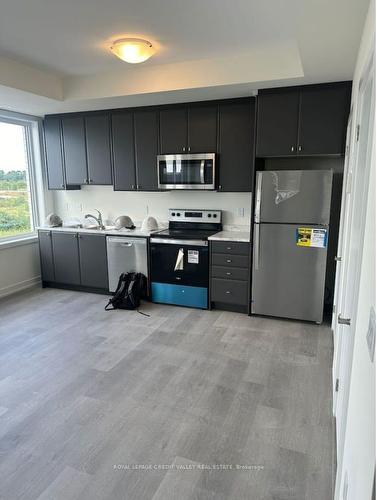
157,153,216,190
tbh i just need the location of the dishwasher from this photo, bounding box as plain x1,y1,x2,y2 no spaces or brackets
106,237,148,292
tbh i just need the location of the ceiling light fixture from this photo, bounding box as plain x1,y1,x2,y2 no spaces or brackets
110,38,156,64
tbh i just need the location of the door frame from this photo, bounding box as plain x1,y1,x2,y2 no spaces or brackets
333,50,375,499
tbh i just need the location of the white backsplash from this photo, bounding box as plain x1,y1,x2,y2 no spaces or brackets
52,186,252,228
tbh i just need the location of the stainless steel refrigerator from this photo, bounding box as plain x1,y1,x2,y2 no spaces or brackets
251,169,333,323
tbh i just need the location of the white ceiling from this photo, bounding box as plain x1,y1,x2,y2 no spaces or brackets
0,0,370,115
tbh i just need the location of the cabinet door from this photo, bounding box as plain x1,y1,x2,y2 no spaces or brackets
218,99,255,192
85,114,112,185
298,84,351,155
51,232,81,285
78,233,108,289
61,116,88,185
44,117,65,189
38,230,55,281
188,104,218,153
159,107,188,154
111,112,136,191
256,91,300,157
134,110,159,190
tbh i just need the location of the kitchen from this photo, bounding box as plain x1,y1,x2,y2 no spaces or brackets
0,1,374,499
39,84,350,323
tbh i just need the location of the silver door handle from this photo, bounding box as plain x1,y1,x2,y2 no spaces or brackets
254,172,262,223
253,224,260,270
121,243,133,247
338,314,351,326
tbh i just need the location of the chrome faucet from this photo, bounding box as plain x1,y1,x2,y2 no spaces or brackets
84,209,105,230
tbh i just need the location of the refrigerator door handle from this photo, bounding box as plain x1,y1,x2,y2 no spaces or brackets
254,172,262,223
253,224,260,270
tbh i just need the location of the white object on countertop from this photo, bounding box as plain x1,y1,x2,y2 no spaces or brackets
114,215,135,229
141,216,159,232
45,213,62,227
208,230,251,243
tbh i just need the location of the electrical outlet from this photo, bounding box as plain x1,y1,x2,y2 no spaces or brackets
236,207,245,217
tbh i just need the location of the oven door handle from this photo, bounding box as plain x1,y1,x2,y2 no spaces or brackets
150,238,208,246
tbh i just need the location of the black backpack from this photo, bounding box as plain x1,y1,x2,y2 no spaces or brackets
105,272,148,311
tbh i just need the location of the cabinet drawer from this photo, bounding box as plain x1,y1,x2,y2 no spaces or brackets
211,266,248,281
212,253,249,268
211,241,249,255
211,279,248,305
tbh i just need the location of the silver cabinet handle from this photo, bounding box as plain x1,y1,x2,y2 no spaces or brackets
182,147,186,152
291,146,295,152
188,147,191,152
226,259,232,263
226,272,231,275
338,314,351,326
298,145,302,152
131,185,135,189
218,185,222,190
227,247,232,250
225,291,231,294
121,243,133,247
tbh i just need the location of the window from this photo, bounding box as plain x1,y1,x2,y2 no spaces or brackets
0,119,39,240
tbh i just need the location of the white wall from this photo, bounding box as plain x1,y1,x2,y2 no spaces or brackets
0,241,41,299
53,187,252,229
336,1,375,498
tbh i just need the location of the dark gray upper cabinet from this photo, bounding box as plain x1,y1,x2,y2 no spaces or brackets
44,117,65,190
112,112,136,191
159,107,188,154
51,232,81,285
61,116,87,185
218,98,255,192
256,82,351,157
85,114,112,185
78,233,108,289
188,104,218,153
298,84,352,156
256,90,300,157
134,110,159,190
38,230,55,282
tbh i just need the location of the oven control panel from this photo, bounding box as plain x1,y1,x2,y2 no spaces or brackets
168,209,222,223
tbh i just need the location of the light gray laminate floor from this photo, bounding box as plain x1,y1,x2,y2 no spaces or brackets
0,287,334,500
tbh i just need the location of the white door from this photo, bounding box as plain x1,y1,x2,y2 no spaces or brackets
333,54,375,493
332,113,353,408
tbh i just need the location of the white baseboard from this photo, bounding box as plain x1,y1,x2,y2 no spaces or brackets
0,276,41,300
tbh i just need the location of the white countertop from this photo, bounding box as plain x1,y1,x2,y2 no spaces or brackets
208,230,251,243
37,226,156,237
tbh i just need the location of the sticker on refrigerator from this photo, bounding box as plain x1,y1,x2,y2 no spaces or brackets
187,250,199,264
296,227,328,248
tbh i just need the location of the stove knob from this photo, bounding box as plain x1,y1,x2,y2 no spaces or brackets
213,213,217,218
177,213,181,216
208,214,212,218
172,212,176,216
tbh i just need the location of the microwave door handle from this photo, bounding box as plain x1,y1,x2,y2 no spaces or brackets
200,160,205,184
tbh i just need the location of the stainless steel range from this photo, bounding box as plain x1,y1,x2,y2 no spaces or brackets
150,209,222,309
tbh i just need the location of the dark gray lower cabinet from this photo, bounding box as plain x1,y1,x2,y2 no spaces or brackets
78,233,108,289
210,241,251,313
42,231,108,290
51,232,81,285
38,230,55,282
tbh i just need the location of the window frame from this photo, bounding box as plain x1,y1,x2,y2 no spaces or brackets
0,112,44,245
